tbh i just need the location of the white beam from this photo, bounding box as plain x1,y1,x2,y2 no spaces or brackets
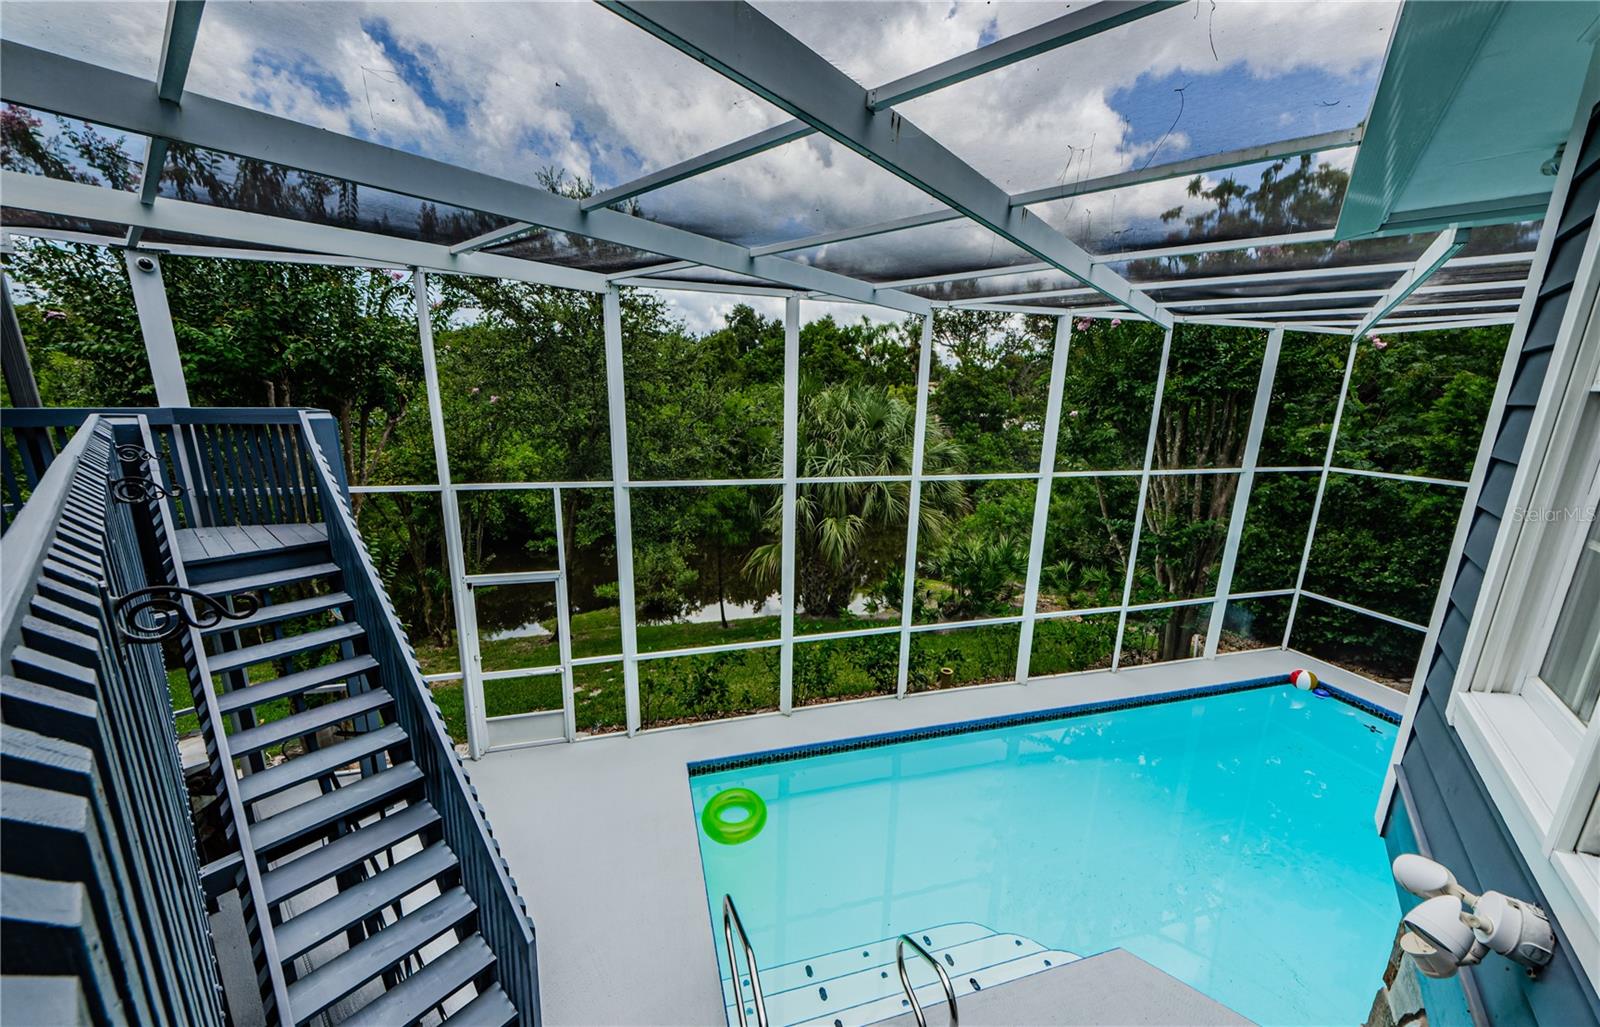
1089,229,1339,264
122,251,188,405
156,0,206,103
7,171,609,292
1011,127,1363,207
1353,227,1472,338
413,271,482,754
601,2,1170,326
581,121,814,213
0,41,930,314
1204,327,1282,657
1016,315,1073,681
896,314,936,696
602,288,642,734
779,296,800,713
1111,325,1174,670
869,1,1181,109
129,0,205,247
1282,338,1360,647
878,247,1533,293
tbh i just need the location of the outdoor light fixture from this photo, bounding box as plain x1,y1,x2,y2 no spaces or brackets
1392,855,1556,978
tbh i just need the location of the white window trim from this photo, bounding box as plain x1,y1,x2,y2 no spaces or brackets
1445,157,1600,989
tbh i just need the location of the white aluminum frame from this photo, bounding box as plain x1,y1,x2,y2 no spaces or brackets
0,0,1558,766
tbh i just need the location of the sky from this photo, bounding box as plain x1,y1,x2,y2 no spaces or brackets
4,0,1400,328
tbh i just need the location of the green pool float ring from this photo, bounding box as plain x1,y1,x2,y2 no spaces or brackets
701,787,767,845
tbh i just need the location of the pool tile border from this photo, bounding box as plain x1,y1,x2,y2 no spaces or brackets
687,673,1401,776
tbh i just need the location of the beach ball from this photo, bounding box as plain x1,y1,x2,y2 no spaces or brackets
1290,668,1319,691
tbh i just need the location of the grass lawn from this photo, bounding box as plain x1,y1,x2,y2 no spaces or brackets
408,607,1127,742
171,607,1133,751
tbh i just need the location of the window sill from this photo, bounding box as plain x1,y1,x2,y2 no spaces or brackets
1453,691,1573,832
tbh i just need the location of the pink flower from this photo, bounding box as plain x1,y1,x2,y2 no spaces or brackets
44,309,66,321
1372,337,1388,350
1111,318,1122,327
384,269,406,282
1075,318,1091,330
488,394,500,404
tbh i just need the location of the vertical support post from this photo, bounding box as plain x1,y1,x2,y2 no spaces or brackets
896,313,936,696
602,287,642,734
552,485,578,741
1111,324,1175,671
779,296,800,713
1016,315,1072,682
1205,327,1283,657
413,270,483,755
1283,336,1361,648
122,251,189,406
1,273,43,406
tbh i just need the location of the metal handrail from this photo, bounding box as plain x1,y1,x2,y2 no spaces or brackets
895,934,960,1027
722,895,769,1027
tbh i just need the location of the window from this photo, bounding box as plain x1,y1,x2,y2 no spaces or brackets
1446,214,1600,989
1535,481,1600,725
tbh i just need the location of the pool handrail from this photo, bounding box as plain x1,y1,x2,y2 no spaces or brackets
895,933,960,1027
722,895,769,1027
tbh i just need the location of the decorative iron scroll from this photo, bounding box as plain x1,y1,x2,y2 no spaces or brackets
110,476,186,503
115,444,155,463
112,587,260,643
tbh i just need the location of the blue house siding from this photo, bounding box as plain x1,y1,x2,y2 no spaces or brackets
1382,102,1600,1026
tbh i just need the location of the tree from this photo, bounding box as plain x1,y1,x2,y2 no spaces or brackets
746,383,968,617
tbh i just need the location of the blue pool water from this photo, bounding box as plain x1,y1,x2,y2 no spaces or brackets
689,685,1401,1026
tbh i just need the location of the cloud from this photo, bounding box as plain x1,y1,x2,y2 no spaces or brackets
9,0,1397,293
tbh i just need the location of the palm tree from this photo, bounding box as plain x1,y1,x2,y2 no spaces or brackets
746,383,967,616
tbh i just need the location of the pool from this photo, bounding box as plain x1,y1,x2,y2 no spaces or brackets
688,682,1401,1027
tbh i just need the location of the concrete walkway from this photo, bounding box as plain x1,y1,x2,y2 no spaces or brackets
469,649,1401,1026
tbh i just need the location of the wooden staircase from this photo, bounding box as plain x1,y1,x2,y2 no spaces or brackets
182,523,521,1026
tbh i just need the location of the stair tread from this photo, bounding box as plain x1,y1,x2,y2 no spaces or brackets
228,687,392,755
178,523,329,565
263,802,441,905
251,760,421,852
341,935,497,1027
209,621,365,674
202,590,352,634
216,655,379,715
443,982,518,1027
276,841,458,960
239,723,409,804
194,561,341,598
286,886,477,1022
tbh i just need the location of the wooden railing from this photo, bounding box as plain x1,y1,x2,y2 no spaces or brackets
2,407,332,532
297,410,542,1025
0,416,228,1026
2,407,540,1024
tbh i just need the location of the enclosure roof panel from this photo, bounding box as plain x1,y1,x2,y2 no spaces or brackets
754,1,1077,86
1,0,166,80
895,1,1396,193
1029,147,1356,258
182,0,791,192
622,135,946,249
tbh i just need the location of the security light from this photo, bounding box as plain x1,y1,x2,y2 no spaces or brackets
1402,896,1486,977
1392,853,1478,902
1392,856,1556,978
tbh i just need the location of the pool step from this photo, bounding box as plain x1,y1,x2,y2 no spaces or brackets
724,922,1079,1027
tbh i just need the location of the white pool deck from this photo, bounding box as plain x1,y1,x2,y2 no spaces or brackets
469,648,1405,1026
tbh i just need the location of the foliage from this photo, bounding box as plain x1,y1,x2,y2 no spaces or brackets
1,148,1519,722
